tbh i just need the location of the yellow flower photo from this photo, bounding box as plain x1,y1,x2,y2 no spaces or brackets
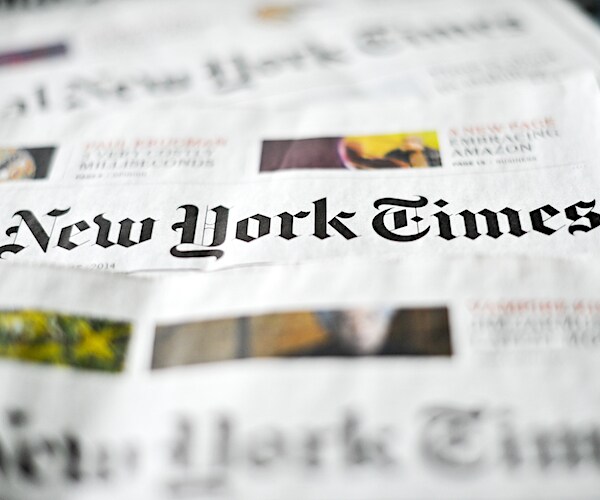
0,309,132,372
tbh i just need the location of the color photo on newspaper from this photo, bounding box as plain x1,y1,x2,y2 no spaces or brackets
152,306,451,368
0,146,55,181
0,309,131,372
259,131,442,171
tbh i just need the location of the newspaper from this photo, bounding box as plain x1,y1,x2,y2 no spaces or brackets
1,2,599,497
147,254,600,370
0,72,596,184
0,154,598,272
0,74,596,272
0,257,598,498
2,0,600,117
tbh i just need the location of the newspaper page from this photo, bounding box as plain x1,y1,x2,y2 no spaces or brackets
0,261,154,372
0,72,596,184
2,0,600,117
0,257,598,498
146,255,600,369
0,150,597,271
0,2,599,497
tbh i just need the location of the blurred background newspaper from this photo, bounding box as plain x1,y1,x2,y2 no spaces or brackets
1,0,600,498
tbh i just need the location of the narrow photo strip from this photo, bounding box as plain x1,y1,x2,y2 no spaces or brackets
259,131,442,172
152,306,452,369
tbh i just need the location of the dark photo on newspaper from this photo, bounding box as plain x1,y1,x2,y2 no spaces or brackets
152,306,451,368
0,146,55,181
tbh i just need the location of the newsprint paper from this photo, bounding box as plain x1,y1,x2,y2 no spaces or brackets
0,72,596,184
0,73,599,272
1,0,600,116
0,256,598,498
0,163,597,272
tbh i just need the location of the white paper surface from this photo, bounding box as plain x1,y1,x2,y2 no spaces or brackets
2,0,600,117
0,1,599,498
0,163,597,272
0,72,596,184
0,257,598,498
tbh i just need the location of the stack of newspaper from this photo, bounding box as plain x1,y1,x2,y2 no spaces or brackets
1,0,600,498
